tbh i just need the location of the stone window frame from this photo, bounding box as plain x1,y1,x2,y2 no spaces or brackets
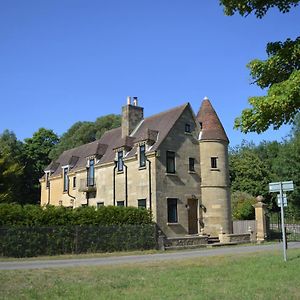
167,198,178,223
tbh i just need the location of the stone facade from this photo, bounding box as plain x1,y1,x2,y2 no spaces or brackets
40,97,232,237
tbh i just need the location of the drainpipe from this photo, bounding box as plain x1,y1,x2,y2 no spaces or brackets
113,161,117,206
146,157,152,211
67,177,76,205
123,162,128,207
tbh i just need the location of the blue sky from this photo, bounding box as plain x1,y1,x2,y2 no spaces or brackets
0,1,299,146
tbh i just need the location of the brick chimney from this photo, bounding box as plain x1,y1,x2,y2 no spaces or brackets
122,96,144,138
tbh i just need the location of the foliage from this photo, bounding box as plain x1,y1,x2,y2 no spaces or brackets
0,224,157,257
229,141,272,198
0,130,24,203
234,38,300,133
49,114,121,159
220,0,300,18
220,1,300,133
231,191,256,220
0,204,153,226
22,128,59,204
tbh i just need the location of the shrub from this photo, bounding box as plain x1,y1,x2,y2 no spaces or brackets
232,191,257,220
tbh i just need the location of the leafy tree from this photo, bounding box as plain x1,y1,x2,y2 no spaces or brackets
231,191,256,220
49,114,121,159
0,130,24,203
229,141,272,198
220,0,300,18
220,0,300,133
23,128,59,204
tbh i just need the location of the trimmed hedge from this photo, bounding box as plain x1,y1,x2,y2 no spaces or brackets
0,224,157,257
0,204,152,226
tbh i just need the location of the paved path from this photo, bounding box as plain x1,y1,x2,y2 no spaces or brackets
1,242,299,270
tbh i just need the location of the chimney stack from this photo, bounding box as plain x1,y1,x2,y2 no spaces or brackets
122,96,144,138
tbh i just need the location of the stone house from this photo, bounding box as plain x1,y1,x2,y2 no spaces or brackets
40,97,232,237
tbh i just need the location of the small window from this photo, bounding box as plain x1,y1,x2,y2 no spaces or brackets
138,199,146,209
97,202,104,209
139,144,146,168
189,158,195,172
166,151,176,174
63,167,68,192
46,172,50,188
73,177,76,189
199,122,203,129
87,159,95,186
211,157,218,169
117,201,125,207
167,198,178,223
59,200,63,206
185,123,191,133
117,151,123,172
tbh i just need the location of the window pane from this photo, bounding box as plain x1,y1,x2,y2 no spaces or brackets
211,157,218,169
73,177,76,188
167,198,178,223
117,201,124,207
97,202,104,209
166,151,175,173
189,158,195,172
138,199,146,209
140,145,146,167
118,151,123,171
63,168,68,192
185,123,191,133
87,159,95,186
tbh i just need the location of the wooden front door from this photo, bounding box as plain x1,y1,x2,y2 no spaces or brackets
188,199,198,234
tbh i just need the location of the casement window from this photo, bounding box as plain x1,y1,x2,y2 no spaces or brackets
117,151,123,172
166,151,176,174
97,202,104,209
167,198,178,223
87,159,95,186
211,157,218,169
185,123,191,133
138,199,146,209
117,201,125,207
45,172,50,188
63,167,68,192
73,176,76,189
139,144,146,168
189,158,195,172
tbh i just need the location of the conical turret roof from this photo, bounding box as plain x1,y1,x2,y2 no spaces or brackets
196,98,229,143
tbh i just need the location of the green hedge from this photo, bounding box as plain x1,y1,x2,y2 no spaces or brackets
0,225,157,257
0,204,152,226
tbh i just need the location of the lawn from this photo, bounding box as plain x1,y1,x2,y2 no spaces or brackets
1,249,300,300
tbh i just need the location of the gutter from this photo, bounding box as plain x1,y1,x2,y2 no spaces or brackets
146,157,152,211
113,161,117,206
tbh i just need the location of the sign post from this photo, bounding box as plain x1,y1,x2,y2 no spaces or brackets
269,181,294,262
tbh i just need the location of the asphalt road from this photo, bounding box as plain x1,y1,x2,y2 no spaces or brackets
1,242,299,270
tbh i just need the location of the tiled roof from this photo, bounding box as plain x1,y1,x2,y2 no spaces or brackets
44,102,204,176
196,99,229,143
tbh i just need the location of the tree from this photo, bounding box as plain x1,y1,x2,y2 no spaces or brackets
0,130,24,203
220,0,300,133
231,191,256,220
229,141,272,198
220,0,300,18
23,128,59,204
49,114,121,159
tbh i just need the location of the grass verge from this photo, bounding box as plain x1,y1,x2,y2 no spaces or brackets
1,249,300,300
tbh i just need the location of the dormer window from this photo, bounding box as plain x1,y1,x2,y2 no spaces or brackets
185,123,191,133
87,158,95,186
45,172,50,188
139,144,146,168
117,151,123,172
63,167,69,192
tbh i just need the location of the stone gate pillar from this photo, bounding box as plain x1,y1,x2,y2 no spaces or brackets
253,196,267,243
